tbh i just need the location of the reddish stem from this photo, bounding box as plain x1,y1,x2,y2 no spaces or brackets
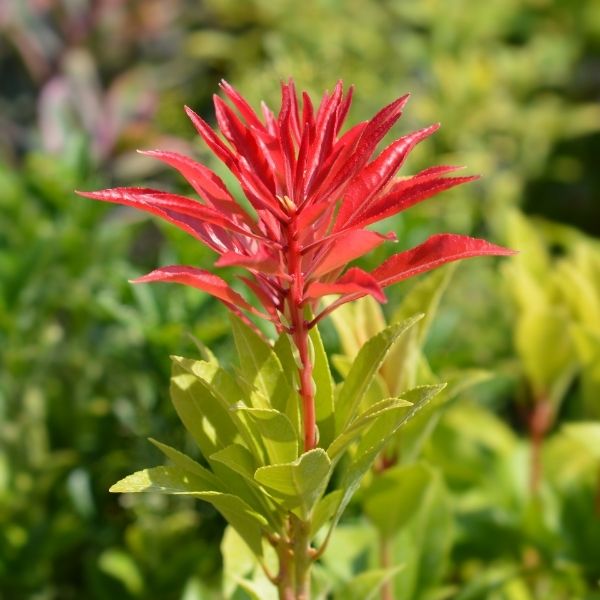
528,398,553,496
286,211,317,452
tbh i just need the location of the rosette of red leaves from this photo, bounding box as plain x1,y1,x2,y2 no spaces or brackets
79,80,513,333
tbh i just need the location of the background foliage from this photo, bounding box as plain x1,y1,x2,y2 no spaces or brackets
1,0,599,598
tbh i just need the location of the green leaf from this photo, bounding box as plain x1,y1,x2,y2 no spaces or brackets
334,315,424,434
334,567,404,600
170,360,239,457
199,493,268,557
210,443,258,482
254,448,332,518
563,422,600,460
363,462,431,536
514,308,577,403
327,397,413,462
272,333,302,434
331,385,444,530
98,549,144,596
112,465,267,556
109,465,215,494
392,263,456,346
311,490,343,537
172,356,264,459
209,444,283,531
329,296,387,358
231,315,291,414
390,470,455,600
148,438,222,489
311,324,336,448
234,407,299,465
396,369,491,462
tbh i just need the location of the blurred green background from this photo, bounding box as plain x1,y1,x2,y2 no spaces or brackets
1,1,599,598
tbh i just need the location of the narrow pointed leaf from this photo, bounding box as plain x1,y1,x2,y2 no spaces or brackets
230,315,292,414
334,315,424,434
330,385,444,530
170,363,239,457
310,325,336,448
148,438,223,489
373,234,516,288
306,267,385,303
134,266,255,312
327,397,413,462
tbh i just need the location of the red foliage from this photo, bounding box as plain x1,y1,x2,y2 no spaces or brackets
79,80,513,332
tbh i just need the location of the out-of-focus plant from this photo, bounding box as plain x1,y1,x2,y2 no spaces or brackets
82,81,512,599
195,0,600,236
328,267,492,600
0,144,232,598
502,210,579,494
503,210,600,491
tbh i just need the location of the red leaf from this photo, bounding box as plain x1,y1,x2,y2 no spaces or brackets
305,267,386,302
185,105,237,170
213,95,276,193
373,234,516,287
132,265,255,311
219,80,265,130
309,229,396,277
138,150,251,221
353,175,478,229
215,247,284,276
324,93,410,194
76,187,262,245
335,124,440,229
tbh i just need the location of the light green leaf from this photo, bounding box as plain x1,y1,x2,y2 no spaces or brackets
109,465,215,494
272,333,302,434
209,444,283,530
198,492,268,557
221,526,279,600
331,385,444,530
327,397,413,462
254,448,332,518
334,567,404,600
98,549,144,596
172,356,264,459
112,466,267,556
170,360,239,457
234,407,299,465
210,443,258,482
148,438,222,489
363,462,431,536
397,369,491,462
231,315,291,414
311,324,336,448
563,422,600,460
392,263,456,346
514,308,577,403
329,296,386,359
311,490,343,537
334,315,424,434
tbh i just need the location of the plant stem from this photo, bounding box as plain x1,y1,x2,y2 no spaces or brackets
528,397,552,496
286,213,316,452
379,535,394,600
291,515,312,599
275,515,313,600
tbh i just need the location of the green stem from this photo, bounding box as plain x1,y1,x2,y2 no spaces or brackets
291,515,312,599
275,515,313,600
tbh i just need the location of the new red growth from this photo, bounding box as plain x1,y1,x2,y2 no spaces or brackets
79,80,514,450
